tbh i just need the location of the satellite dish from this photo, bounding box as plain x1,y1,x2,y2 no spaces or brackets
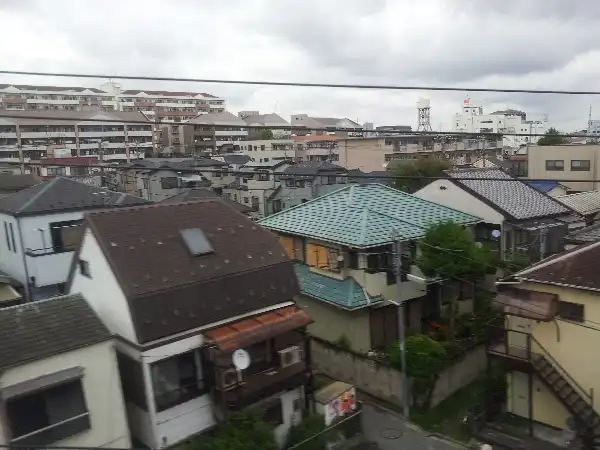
232,349,250,370
491,230,501,239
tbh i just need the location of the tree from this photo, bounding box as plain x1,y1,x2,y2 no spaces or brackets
261,129,274,139
392,157,451,193
389,334,447,407
190,408,277,450
537,127,569,146
417,221,496,339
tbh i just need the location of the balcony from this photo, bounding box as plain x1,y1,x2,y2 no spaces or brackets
25,248,75,287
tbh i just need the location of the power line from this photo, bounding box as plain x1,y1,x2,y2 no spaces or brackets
2,70,600,95
0,113,593,138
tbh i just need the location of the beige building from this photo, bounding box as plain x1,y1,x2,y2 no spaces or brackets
528,144,600,192
489,242,600,446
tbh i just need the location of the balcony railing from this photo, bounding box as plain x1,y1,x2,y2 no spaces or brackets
11,413,90,446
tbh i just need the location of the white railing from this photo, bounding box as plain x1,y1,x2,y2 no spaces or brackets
11,412,90,444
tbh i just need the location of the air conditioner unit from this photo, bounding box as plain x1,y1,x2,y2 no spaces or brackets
218,368,242,391
279,346,302,368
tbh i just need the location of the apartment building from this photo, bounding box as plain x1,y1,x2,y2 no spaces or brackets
239,112,290,139
240,139,295,163
189,111,248,154
290,115,362,137
334,135,503,172
0,110,154,163
0,84,117,112
453,98,547,149
528,144,600,192
0,82,226,122
158,123,195,155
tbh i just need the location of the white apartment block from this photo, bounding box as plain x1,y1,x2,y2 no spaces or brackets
0,111,153,163
452,98,547,149
0,83,226,124
239,139,295,163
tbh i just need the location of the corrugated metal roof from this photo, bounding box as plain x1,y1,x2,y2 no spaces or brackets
555,190,600,216
447,168,571,221
259,183,481,248
294,264,382,309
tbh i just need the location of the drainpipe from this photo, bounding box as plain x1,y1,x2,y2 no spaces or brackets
16,219,32,301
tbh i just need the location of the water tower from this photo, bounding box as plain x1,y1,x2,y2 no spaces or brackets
417,98,432,132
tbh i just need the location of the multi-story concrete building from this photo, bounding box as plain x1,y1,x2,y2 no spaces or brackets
0,84,118,112
290,114,362,137
189,111,248,154
0,82,225,122
528,144,600,192
239,139,295,163
453,98,547,149
587,119,600,142
0,111,154,164
239,112,290,139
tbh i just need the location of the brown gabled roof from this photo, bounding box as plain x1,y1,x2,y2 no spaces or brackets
85,201,298,343
515,240,600,291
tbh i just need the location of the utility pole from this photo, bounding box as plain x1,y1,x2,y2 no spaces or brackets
393,232,410,418
97,141,105,187
539,226,548,260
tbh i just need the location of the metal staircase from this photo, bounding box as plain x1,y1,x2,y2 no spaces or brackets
530,336,600,450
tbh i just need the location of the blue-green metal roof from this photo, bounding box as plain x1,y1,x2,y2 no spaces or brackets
259,183,481,248
294,264,383,309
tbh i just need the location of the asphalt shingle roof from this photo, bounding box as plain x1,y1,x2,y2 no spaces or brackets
0,174,37,192
0,177,150,216
555,191,600,216
0,294,111,370
516,241,600,291
259,183,481,248
85,201,299,343
447,168,571,221
294,264,382,309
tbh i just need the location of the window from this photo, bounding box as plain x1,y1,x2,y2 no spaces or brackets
285,179,294,187
161,176,179,189
306,243,340,272
261,145,266,151
78,259,91,278
258,172,270,181
244,197,249,204
274,174,281,182
263,398,283,426
6,380,90,445
558,301,584,323
545,160,564,171
142,178,149,189
117,353,148,410
4,221,15,252
50,220,83,253
571,160,591,171
151,351,205,412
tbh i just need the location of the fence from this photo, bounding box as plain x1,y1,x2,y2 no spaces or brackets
286,410,364,450
311,337,487,408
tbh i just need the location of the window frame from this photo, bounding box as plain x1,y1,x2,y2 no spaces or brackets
570,159,591,171
49,220,83,254
557,301,584,323
6,379,90,445
151,351,206,412
263,398,284,426
545,160,564,171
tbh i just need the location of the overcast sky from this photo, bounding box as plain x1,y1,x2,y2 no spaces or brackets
1,0,600,133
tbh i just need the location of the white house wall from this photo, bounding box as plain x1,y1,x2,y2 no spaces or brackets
20,212,86,288
415,179,505,225
0,339,131,449
0,213,25,283
69,229,138,343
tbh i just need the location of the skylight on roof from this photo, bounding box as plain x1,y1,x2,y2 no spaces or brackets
180,228,214,256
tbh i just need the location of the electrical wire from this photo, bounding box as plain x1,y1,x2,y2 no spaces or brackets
2,70,600,95
0,112,593,139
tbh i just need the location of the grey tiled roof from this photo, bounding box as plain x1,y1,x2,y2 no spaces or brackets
565,223,600,244
0,294,111,370
0,177,150,216
222,154,251,165
555,191,600,216
160,188,252,213
447,168,571,221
